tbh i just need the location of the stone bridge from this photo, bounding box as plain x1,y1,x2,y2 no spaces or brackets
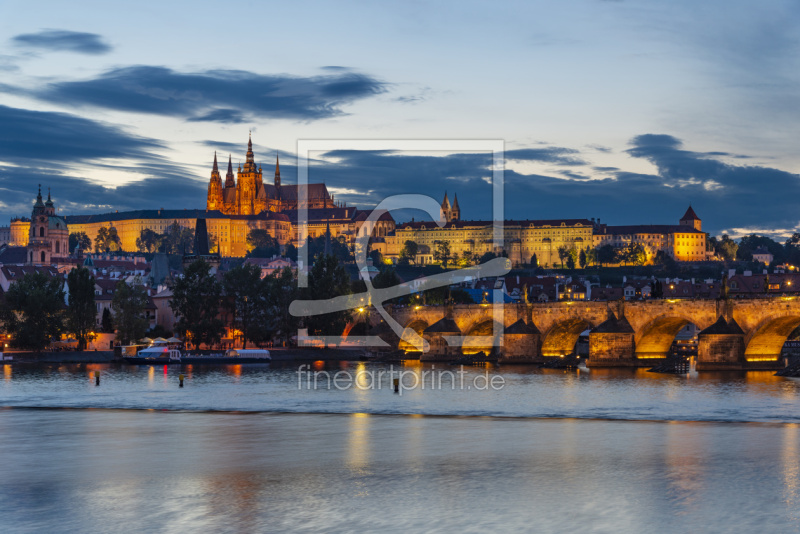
373,297,800,370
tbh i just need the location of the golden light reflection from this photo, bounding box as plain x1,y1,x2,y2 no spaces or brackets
783,424,800,525
3,364,11,382
347,412,371,472
148,365,154,385
312,360,325,371
664,420,706,513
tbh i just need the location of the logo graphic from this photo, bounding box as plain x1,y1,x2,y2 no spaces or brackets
289,140,507,351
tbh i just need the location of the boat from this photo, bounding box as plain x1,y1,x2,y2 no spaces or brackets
123,347,271,365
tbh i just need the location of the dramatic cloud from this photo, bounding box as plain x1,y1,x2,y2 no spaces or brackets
12,30,111,55
0,105,162,164
0,105,204,217
32,66,386,122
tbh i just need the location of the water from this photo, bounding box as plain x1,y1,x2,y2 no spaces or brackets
2,362,800,532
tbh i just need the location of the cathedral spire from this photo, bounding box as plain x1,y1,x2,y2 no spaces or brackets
225,154,235,188
212,151,218,172
274,154,281,188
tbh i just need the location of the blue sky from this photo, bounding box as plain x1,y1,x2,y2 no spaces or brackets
1,0,799,237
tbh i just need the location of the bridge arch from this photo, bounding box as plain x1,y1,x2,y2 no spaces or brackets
399,319,430,352
541,318,593,357
635,315,697,359
744,315,800,361
462,319,503,355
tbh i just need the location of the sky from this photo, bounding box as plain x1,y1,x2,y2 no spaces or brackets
1,0,799,237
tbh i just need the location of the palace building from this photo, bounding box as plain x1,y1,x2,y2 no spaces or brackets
593,206,710,262
56,136,394,257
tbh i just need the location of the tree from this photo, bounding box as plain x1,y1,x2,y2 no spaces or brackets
584,248,596,267
1,271,64,351
101,307,114,333
161,222,194,254
247,229,280,257
715,234,739,262
66,267,96,350
369,249,384,267
579,248,587,269
95,227,122,253
737,234,784,264
433,240,453,268
304,254,351,339
622,243,646,266
284,243,298,261
597,245,617,267
557,246,569,268
170,259,224,348
401,240,419,264
530,253,538,268
568,246,579,269
266,266,299,345
111,281,149,345
457,250,475,267
223,263,270,349
480,251,498,264
136,228,163,253
69,232,92,253
373,266,401,289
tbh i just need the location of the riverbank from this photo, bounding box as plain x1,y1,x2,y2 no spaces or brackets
2,347,369,364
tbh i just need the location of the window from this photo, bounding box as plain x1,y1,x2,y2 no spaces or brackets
39,227,44,237
41,251,45,262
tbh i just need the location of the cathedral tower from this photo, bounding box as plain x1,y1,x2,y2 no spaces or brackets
28,186,68,265
451,193,461,221
274,155,281,188
236,134,263,215
206,152,223,211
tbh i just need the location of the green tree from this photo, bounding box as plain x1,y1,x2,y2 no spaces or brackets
597,245,617,267
95,227,122,253
69,232,92,253
400,240,419,264
247,229,280,257
557,246,569,268
66,266,96,350
304,254,351,339
622,243,646,266
568,246,579,268
161,222,194,254
136,228,163,253
267,266,299,345
170,259,224,348
737,234,784,264
715,234,739,261
433,240,453,268
284,243,298,261
111,281,149,345
373,266,401,289
1,271,65,351
579,248,587,269
223,263,270,349
369,248,384,267
530,253,538,268
101,307,114,333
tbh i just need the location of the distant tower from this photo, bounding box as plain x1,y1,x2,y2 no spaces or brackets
224,154,235,188
28,186,68,265
274,154,281,188
441,192,452,222
236,133,263,215
451,193,461,221
680,206,702,231
206,152,223,211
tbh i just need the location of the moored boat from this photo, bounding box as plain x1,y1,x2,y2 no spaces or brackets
123,347,271,365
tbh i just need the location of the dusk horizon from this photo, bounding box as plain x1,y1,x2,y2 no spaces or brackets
2,1,799,238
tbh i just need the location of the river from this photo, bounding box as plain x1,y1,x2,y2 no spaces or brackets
2,362,799,532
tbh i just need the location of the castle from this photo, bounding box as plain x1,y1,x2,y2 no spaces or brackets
206,134,335,214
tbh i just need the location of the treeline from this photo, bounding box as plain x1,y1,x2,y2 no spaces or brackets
709,233,800,265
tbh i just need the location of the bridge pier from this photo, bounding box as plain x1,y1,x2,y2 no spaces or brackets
696,316,746,371
498,319,541,363
587,312,637,367
421,315,462,362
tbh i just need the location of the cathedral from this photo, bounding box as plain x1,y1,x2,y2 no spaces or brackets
206,135,336,215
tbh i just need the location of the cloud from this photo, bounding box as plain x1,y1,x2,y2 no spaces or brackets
0,105,205,217
12,30,111,55
505,147,587,166
29,66,386,122
0,105,162,164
